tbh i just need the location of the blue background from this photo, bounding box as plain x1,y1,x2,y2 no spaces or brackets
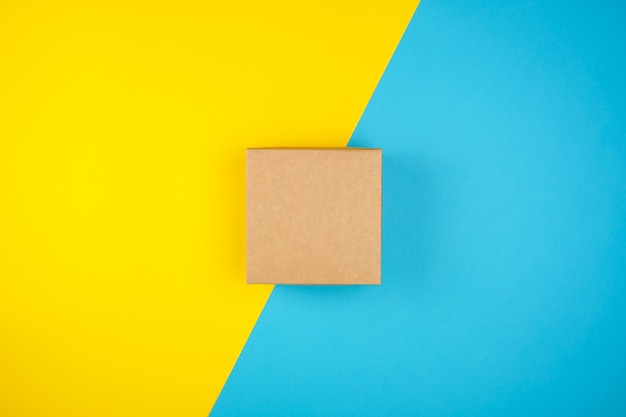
211,0,626,415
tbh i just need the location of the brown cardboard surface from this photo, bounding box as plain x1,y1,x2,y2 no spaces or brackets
246,148,381,285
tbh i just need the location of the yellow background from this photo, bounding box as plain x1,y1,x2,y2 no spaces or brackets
0,1,418,415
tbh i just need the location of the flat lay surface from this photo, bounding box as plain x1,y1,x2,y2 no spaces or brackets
2,0,625,416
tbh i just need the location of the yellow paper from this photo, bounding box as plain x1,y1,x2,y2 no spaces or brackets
0,1,419,415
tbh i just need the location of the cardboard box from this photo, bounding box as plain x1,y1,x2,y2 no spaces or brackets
246,148,381,285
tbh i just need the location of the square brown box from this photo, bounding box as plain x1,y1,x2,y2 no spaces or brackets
246,147,381,285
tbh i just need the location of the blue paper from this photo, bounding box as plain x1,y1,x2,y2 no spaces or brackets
211,1,626,415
